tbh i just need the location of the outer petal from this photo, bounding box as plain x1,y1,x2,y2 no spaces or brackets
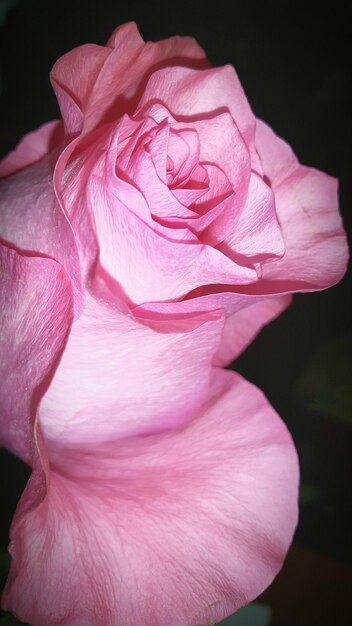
254,121,348,290
0,120,63,179
38,293,224,445
3,369,298,626
0,244,73,462
255,119,297,187
0,158,83,317
51,22,207,135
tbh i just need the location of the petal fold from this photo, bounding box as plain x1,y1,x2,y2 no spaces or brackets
0,158,83,316
0,244,73,462
3,370,298,626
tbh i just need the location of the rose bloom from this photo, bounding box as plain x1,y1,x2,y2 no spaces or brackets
0,22,348,626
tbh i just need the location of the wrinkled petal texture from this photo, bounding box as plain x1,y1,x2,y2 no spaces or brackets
0,152,83,317
0,244,73,462
51,22,207,135
3,370,298,626
253,120,348,292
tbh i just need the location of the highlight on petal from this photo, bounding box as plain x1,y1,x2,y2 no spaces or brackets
0,120,63,179
0,243,73,463
51,22,207,135
3,370,298,626
0,158,83,317
39,293,224,445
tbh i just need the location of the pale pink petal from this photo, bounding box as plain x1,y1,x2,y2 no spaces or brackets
134,289,289,325
263,167,347,288
136,65,257,158
121,126,195,220
0,244,73,463
253,121,348,290
255,119,298,187
90,174,258,304
167,128,199,184
191,113,251,242
51,22,206,135
260,166,348,288
3,370,298,626
38,293,224,445
214,295,292,366
0,121,63,179
0,158,83,317
220,172,285,263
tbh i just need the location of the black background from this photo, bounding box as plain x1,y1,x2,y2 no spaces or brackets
0,0,351,623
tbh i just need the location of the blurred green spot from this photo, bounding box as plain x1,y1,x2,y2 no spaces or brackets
0,614,28,625
219,603,272,625
299,482,323,506
0,545,10,587
295,335,352,426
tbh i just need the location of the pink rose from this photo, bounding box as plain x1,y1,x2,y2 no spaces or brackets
0,22,347,626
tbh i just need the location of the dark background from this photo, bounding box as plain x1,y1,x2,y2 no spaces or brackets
0,0,351,624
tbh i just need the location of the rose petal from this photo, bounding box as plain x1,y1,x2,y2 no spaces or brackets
89,174,258,304
253,121,348,290
136,65,257,160
255,119,298,187
121,124,195,220
220,172,285,263
38,293,225,445
0,158,83,317
0,243,73,462
0,121,63,179
51,22,207,135
3,370,298,626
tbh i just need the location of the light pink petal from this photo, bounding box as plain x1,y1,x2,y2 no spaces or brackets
136,65,257,159
121,126,195,220
134,289,290,325
0,121,63,179
145,122,170,183
51,22,206,135
167,128,200,184
193,113,250,195
214,295,292,366
172,172,209,207
90,174,257,305
0,158,83,317
38,293,224,445
253,121,348,291
171,164,234,235
0,244,73,463
189,113,251,242
220,172,285,263
3,369,298,626
255,119,298,186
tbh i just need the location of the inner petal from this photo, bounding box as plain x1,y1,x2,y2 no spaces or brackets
167,128,200,187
